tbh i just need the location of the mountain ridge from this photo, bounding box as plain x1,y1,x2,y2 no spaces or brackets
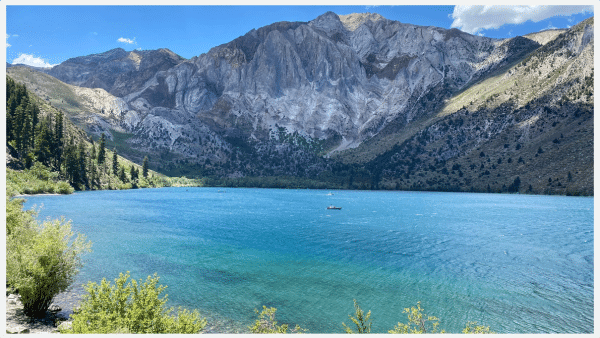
7,13,593,195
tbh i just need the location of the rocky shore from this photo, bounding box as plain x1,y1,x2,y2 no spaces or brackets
5,293,73,334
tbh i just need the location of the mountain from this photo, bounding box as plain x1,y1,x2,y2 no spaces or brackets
353,18,593,195
43,48,186,98
7,13,593,195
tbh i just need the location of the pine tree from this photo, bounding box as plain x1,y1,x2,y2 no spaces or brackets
89,157,98,189
142,156,149,178
24,152,35,169
64,138,79,186
119,165,127,182
90,140,96,163
112,148,119,176
77,142,88,187
97,133,106,164
33,118,54,166
6,76,14,102
53,111,64,170
130,165,138,181
14,104,27,154
28,102,40,148
6,90,18,141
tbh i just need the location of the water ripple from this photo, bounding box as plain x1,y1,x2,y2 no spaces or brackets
23,188,593,333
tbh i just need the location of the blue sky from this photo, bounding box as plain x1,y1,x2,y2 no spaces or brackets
6,5,594,68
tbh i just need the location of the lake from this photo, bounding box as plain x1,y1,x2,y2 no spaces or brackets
23,188,593,333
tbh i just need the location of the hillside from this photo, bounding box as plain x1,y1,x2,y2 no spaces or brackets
5,75,182,196
356,17,593,195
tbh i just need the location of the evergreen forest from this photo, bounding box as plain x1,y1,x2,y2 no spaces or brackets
6,76,201,196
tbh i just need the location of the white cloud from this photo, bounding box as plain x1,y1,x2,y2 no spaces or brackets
7,34,11,48
117,37,136,44
12,53,57,68
450,5,593,34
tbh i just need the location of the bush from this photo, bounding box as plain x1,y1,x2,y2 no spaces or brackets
6,166,74,196
386,301,494,334
6,204,91,317
249,305,305,333
463,321,495,334
65,272,207,333
6,197,35,236
343,299,372,333
388,301,444,334
56,181,75,194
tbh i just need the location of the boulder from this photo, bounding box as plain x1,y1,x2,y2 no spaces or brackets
48,304,61,312
6,326,30,334
57,321,73,332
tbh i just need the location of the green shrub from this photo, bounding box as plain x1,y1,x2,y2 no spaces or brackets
386,302,494,334
56,181,75,194
64,272,207,334
388,302,445,334
249,305,305,333
6,206,91,317
6,197,35,236
6,166,74,196
463,321,494,334
343,299,372,333
117,182,133,190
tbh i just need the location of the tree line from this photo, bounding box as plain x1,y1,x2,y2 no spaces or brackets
7,76,155,192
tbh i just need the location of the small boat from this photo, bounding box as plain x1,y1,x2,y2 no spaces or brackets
326,192,334,196
327,205,342,210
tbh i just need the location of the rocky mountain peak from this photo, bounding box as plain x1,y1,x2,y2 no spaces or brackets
339,12,384,31
157,48,185,60
309,11,346,35
64,48,128,65
218,20,305,64
312,11,341,22
42,47,185,97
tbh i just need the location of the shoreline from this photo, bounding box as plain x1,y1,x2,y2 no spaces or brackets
12,186,594,198
12,193,67,198
5,285,85,334
5,294,71,334
5,286,249,334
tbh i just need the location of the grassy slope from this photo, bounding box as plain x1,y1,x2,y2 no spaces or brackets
7,66,91,123
6,76,203,196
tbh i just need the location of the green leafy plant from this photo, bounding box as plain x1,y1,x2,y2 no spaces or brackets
388,302,445,334
6,164,74,196
6,197,35,236
343,299,372,333
249,305,305,333
462,321,494,334
64,272,206,333
6,205,91,317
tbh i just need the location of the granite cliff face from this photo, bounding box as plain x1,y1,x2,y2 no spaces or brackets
122,11,509,150
8,13,593,194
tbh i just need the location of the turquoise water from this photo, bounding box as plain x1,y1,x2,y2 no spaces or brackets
23,188,593,333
